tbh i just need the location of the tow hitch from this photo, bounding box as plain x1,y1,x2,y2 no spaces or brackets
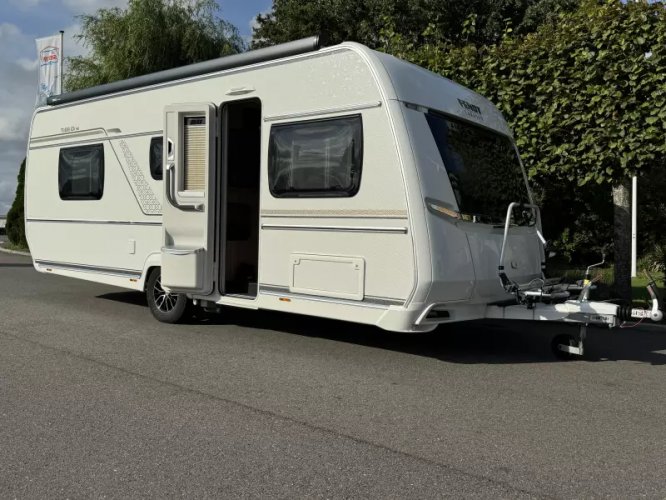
489,202,663,358
487,270,663,358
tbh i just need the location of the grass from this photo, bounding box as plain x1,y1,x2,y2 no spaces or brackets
546,264,664,307
631,274,663,307
0,241,30,253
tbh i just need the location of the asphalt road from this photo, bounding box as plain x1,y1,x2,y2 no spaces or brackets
1,250,665,498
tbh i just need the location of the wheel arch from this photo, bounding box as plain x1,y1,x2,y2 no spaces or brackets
140,252,162,291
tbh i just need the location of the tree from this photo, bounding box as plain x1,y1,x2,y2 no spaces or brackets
384,0,666,300
6,159,28,249
66,0,244,91
251,0,580,49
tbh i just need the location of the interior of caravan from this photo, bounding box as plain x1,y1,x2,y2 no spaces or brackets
220,98,261,297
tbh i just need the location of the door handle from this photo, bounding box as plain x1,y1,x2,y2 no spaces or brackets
165,163,177,207
165,162,203,212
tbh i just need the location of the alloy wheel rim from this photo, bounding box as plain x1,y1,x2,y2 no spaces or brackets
153,276,178,312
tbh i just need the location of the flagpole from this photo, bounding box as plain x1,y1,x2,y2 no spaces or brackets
59,30,64,94
631,175,637,277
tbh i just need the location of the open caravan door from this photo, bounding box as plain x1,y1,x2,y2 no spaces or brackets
161,103,217,295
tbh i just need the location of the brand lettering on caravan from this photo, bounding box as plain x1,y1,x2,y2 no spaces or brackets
457,98,483,120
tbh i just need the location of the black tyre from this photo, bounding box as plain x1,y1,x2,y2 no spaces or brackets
146,268,190,323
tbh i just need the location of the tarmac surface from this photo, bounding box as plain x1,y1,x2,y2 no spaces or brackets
1,250,665,498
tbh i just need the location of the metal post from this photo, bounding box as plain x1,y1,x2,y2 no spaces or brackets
631,175,637,277
58,30,64,95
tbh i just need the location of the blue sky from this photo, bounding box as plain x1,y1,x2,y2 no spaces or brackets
0,0,272,213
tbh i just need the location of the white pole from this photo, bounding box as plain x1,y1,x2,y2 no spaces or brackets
631,175,637,277
58,30,64,94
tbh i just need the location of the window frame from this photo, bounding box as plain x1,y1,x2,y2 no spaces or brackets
268,114,364,199
58,143,105,201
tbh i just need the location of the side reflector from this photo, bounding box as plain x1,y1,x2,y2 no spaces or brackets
279,297,291,302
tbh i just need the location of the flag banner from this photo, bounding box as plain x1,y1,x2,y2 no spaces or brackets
35,34,62,106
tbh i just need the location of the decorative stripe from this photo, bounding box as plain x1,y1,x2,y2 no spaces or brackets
261,223,407,234
115,139,162,214
29,130,163,150
263,101,382,122
260,209,408,219
260,285,404,307
27,218,161,226
34,260,142,279
30,128,107,144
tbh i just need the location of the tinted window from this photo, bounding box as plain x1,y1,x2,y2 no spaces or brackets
268,115,362,197
149,137,163,180
58,144,104,200
426,112,530,224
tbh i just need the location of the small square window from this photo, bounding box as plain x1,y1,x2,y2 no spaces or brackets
58,144,104,200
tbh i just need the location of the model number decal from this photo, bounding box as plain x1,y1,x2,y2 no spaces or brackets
60,126,80,133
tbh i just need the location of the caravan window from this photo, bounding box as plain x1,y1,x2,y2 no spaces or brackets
426,111,530,224
58,144,104,200
149,137,163,180
268,115,363,197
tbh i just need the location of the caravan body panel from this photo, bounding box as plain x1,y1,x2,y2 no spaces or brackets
26,41,543,331
366,49,542,310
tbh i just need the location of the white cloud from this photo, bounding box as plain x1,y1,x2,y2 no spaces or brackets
62,0,128,13
8,0,44,9
17,57,39,71
248,8,270,35
247,8,270,45
249,15,260,34
0,22,22,39
60,23,88,59
0,180,17,214
0,23,36,213
0,110,31,141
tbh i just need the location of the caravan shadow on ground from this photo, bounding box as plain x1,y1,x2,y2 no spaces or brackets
97,291,666,366
98,290,149,307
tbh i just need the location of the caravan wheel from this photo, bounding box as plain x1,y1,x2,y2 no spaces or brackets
146,268,190,323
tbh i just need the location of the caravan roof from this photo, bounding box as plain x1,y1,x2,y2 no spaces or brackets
43,36,511,137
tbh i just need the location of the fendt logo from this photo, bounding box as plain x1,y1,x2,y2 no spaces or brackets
40,46,59,65
457,98,483,120
457,98,482,115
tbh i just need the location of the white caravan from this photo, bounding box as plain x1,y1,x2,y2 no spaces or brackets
25,37,661,357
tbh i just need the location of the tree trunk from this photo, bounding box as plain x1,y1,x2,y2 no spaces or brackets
612,180,632,302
